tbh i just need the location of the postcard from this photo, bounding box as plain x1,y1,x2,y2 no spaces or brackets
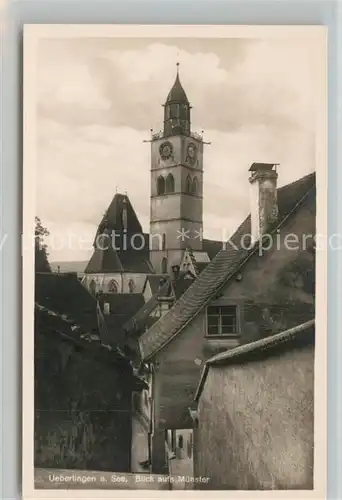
23,24,327,499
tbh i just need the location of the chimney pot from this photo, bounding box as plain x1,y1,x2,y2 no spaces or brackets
249,163,279,245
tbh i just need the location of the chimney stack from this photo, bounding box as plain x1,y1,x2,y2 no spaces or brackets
249,163,279,245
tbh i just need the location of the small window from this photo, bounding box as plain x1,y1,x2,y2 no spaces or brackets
108,279,118,293
178,434,184,449
162,233,166,251
157,176,165,195
103,302,110,315
207,305,238,336
128,279,135,293
185,175,192,193
165,173,175,194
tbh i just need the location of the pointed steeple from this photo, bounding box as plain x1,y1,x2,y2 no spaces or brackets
163,63,191,137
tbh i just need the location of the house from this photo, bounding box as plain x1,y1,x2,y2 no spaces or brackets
192,319,315,490
34,272,147,472
136,165,316,473
97,292,145,346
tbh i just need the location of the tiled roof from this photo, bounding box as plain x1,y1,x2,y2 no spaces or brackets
85,193,153,274
99,293,145,332
195,262,209,275
36,304,149,392
194,319,315,401
35,272,99,333
85,237,153,274
84,246,124,274
35,303,125,361
123,279,171,335
139,172,316,361
202,239,223,260
171,272,195,299
95,193,143,238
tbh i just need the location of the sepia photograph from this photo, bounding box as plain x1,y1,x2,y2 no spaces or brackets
23,24,327,497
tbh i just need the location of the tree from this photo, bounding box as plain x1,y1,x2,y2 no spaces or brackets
35,216,51,273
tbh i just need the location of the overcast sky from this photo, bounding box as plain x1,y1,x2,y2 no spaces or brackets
36,36,319,262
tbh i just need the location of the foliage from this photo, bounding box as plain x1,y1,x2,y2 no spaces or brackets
35,216,51,272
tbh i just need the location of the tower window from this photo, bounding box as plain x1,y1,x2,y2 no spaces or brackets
178,434,184,450
161,257,168,274
108,279,118,293
157,176,165,195
191,176,199,194
162,234,166,251
165,174,175,194
128,279,135,293
185,175,192,193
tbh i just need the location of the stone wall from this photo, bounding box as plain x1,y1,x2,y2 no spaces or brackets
35,327,134,472
194,345,314,490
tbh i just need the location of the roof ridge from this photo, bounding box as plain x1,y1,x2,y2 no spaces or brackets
194,319,315,401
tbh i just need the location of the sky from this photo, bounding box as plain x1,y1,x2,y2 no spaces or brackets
36,35,319,262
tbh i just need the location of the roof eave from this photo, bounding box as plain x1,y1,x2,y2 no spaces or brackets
140,182,316,361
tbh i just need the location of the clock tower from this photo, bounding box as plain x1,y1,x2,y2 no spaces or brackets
149,64,204,274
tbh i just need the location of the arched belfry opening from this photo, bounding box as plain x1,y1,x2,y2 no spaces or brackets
165,174,175,193
157,176,165,195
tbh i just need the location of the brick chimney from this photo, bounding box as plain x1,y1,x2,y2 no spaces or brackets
249,163,279,245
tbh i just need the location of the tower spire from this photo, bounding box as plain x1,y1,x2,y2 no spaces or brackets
163,62,191,137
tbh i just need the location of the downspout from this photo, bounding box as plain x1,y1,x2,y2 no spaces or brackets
148,362,155,468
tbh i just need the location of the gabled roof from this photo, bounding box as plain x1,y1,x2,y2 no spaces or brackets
85,235,153,274
143,274,170,296
85,193,153,274
96,193,143,238
202,239,223,260
123,279,171,336
99,293,145,333
171,272,195,299
35,272,99,333
194,319,315,401
35,303,148,391
84,246,124,274
139,172,316,361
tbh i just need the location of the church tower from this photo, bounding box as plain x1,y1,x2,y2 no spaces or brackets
149,64,204,274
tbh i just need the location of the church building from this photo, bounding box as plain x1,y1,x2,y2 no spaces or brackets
82,65,222,295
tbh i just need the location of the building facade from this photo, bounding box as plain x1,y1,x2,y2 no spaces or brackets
137,167,316,474
193,320,315,490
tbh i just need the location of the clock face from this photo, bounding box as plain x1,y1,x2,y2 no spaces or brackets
187,142,197,162
159,141,173,160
